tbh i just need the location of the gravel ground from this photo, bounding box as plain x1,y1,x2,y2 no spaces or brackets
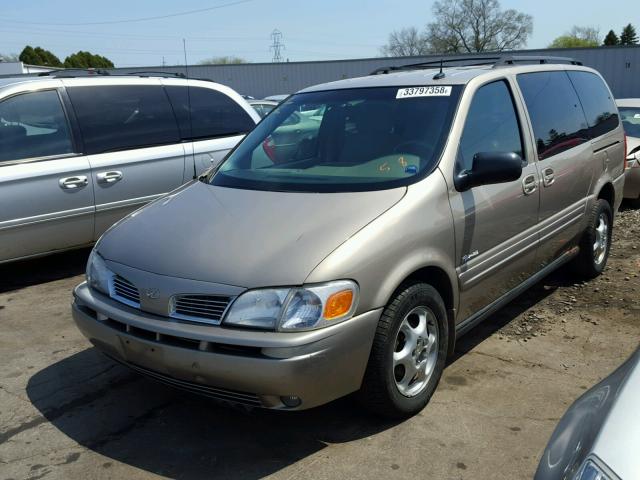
0,206,638,480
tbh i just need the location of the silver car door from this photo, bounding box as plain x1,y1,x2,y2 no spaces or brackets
64,80,186,238
0,88,93,262
448,79,540,322
515,71,597,268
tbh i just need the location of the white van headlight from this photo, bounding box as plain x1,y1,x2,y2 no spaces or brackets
223,280,359,331
86,250,112,295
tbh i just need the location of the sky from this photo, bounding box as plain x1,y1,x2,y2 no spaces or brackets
0,0,636,67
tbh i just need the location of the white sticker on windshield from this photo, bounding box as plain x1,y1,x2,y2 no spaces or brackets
396,86,452,99
634,114,640,119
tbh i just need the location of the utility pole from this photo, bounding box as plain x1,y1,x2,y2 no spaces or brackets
270,29,285,63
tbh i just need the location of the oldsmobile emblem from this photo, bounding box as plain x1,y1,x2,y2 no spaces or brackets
145,288,160,299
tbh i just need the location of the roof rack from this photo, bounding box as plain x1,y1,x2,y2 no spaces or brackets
124,71,186,78
37,68,111,78
370,55,582,75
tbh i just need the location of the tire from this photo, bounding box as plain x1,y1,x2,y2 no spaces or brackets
572,198,613,279
357,283,448,418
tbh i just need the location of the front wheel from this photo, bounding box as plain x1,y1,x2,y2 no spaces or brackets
572,199,613,279
357,283,448,418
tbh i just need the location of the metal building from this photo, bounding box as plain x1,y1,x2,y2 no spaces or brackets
110,45,640,99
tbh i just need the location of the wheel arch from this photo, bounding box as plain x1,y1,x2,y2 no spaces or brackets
390,265,458,357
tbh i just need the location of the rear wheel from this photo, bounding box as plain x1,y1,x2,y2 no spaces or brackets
358,283,448,418
572,199,613,279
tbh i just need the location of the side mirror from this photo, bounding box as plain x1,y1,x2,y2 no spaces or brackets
455,152,523,192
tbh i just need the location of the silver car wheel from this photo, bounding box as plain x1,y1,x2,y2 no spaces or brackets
393,306,439,398
593,212,609,266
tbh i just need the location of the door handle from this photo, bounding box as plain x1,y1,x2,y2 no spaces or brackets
59,175,88,190
542,167,555,187
96,171,123,184
522,174,537,195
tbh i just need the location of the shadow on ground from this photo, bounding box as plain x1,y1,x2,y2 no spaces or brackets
0,248,91,293
24,348,400,479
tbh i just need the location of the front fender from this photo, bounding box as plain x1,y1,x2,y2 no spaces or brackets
305,172,458,315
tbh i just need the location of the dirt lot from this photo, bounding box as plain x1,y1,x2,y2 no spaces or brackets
1,207,639,480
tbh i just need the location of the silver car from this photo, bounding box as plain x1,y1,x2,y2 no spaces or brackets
0,74,259,263
616,99,640,206
72,57,625,417
536,348,640,480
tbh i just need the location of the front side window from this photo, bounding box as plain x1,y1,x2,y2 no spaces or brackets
211,86,462,193
67,85,180,155
517,71,590,160
619,107,640,138
0,90,73,162
458,80,523,172
165,86,255,140
567,71,619,138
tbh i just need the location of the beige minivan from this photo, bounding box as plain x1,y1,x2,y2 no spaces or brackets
72,56,625,417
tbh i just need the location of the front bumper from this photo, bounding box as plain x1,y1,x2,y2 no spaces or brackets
72,282,381,410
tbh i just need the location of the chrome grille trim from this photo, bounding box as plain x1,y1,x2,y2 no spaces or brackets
111,275,140,308
170,294,232,325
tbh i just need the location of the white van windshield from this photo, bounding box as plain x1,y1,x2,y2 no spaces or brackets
212,86,462,192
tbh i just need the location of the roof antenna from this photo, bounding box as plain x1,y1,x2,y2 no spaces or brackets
433,58,445,80
183,38,197,180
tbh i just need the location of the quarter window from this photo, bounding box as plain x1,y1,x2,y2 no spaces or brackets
517,72,590,160
165,86,255,140
567,71,619,138
0,90,73,162
458,80,523,171
67,85,180,155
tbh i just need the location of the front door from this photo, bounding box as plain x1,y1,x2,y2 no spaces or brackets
0,89,94,262
448,79,540,321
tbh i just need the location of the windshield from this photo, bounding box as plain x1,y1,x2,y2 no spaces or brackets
620,107,640,138
211,86,462,192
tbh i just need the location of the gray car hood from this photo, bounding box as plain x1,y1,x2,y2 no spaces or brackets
97,181,406,287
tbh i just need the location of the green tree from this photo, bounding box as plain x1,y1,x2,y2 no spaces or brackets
19,45,63,67
620,24,638,45
603,30,620,46
198,56,247,65
63,51,114,69
549,26,600,48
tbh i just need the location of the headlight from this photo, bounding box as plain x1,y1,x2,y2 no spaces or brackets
574,458,615,480
224,280,359,331
86,250,112,295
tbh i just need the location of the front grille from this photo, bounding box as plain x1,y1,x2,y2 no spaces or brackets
111,275,140,307
107,356,263,407
172,294,231,324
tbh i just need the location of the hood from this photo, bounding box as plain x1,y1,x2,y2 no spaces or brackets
97,181,406,287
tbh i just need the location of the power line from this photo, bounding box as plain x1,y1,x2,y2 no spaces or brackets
0,0,256,26
270,29,285,63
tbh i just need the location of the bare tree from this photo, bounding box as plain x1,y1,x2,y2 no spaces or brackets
380,27,431,57
425,0,533,53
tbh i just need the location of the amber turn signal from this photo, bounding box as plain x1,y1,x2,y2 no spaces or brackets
323,289,354,320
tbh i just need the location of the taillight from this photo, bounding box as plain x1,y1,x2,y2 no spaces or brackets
262,137,276,162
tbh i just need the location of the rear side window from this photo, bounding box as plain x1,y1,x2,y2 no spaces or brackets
567,71,619,138
165,86,255,140
0,90,73,162
517,71,590,160
67,85,180,155
459,80,523,171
